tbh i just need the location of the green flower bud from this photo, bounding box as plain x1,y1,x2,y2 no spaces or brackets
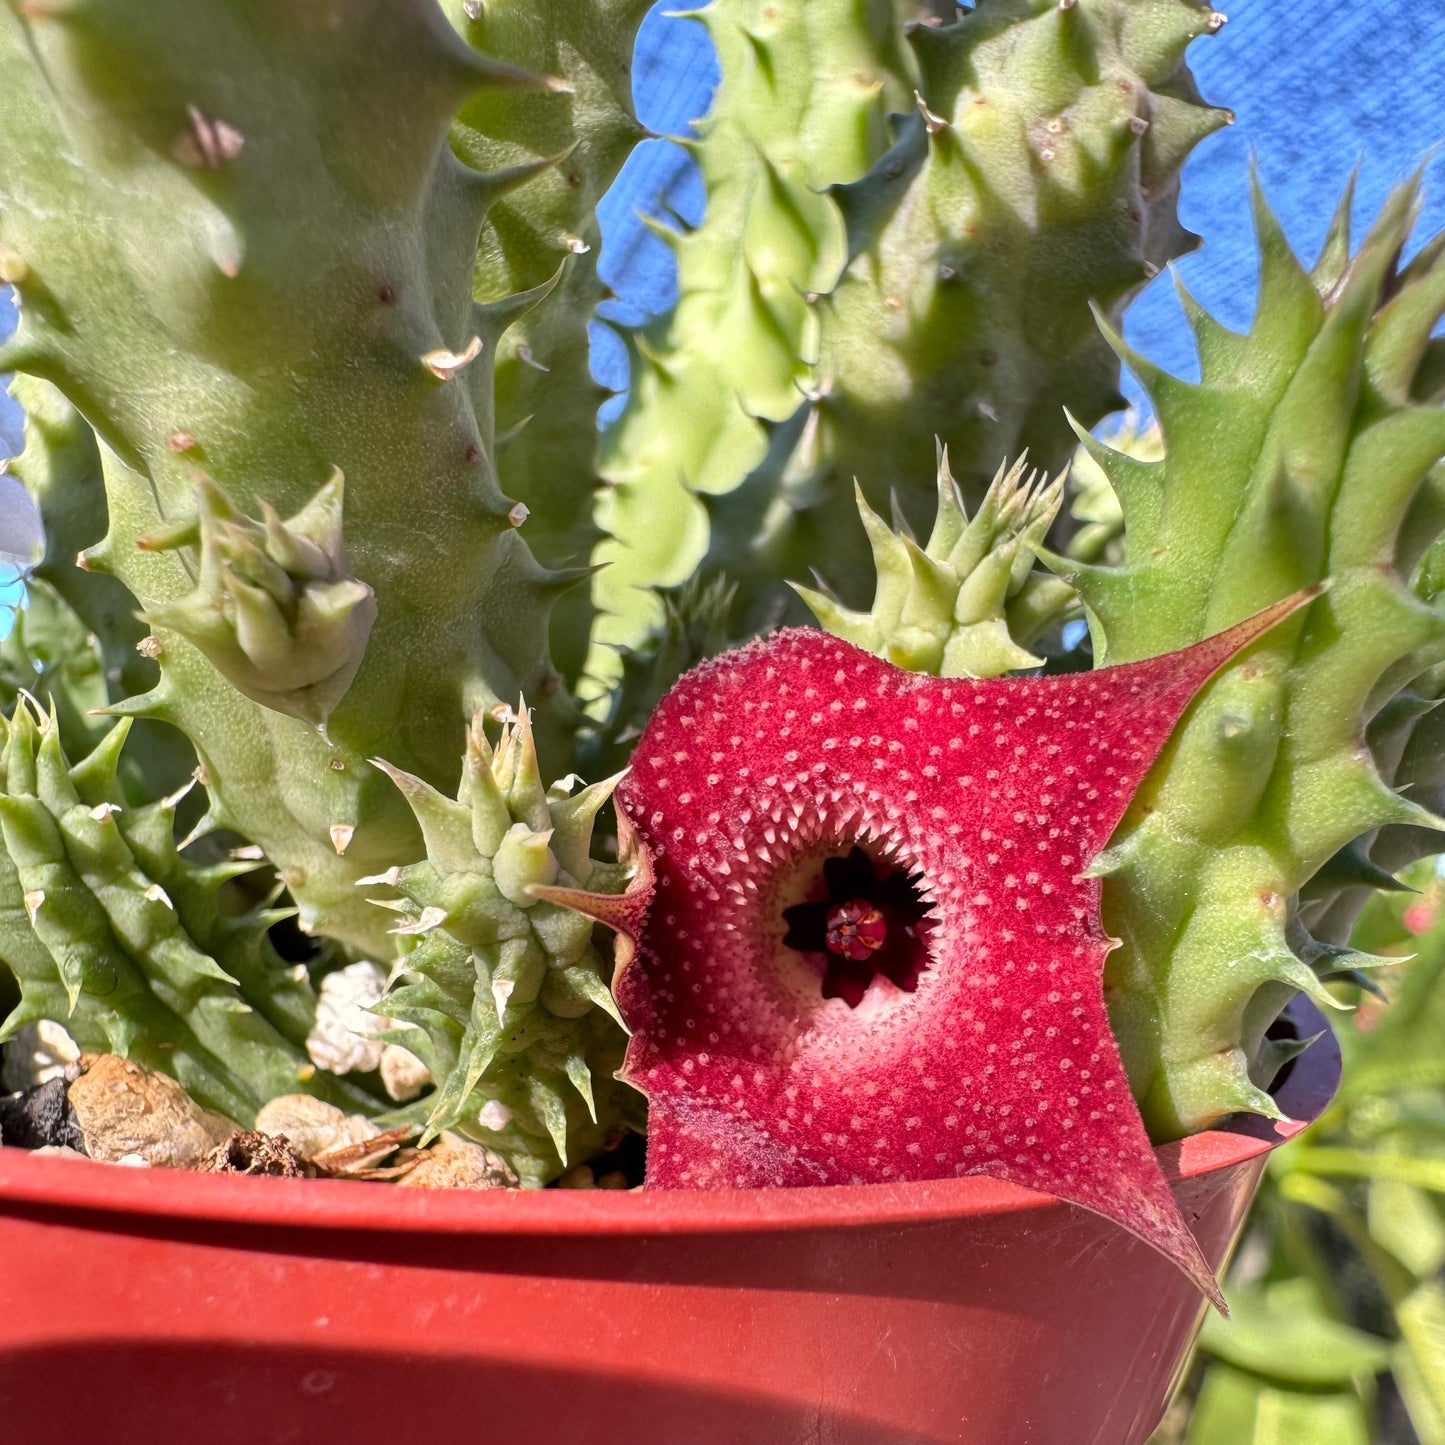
143,469,374,729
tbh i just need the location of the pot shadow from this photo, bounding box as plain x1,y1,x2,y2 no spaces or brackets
0,1341,940,1445
0,1182,1219,1305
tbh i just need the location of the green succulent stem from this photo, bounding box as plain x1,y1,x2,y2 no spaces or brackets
1,376,195,801
586,0,916,705
0,700,374,1122
443,0,652,683
588,0,1228,705
0,0,613,952
1050,179,1445,1139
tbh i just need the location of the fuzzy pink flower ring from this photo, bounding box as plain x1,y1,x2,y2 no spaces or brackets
615,594,1317,1303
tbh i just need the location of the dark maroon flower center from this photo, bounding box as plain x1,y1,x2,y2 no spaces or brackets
825,899,887,960
782,847,934,1008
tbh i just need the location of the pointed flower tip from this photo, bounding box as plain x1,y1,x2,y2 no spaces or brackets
528,806,654,968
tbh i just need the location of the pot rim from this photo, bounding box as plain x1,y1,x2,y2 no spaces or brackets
0,1001,1339,1239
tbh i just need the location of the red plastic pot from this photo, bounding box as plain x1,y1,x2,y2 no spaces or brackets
0,1007,1337,1445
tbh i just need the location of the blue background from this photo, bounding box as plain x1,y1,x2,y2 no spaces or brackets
4,2,1443,480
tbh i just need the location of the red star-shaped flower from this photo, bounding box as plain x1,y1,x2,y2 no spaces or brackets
616,594,1316,1303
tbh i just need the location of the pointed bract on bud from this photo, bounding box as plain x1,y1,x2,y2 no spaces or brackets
143,469,375,728
493,822,559,905
793,449,1069,679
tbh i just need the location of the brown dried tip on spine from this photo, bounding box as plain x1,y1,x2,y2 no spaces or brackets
1059,0,1077,9
142,882,174,908
1129,116,1150,136
564,235,591,255
329,822,355,856
507,502,530,527
1207,10,1228,30
167,431,197,453
421,335,483,380
75,549,93,572
462,0,483,18
172,105,245,170
0,246,28,284
160,777,197,810
914,92,949,136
